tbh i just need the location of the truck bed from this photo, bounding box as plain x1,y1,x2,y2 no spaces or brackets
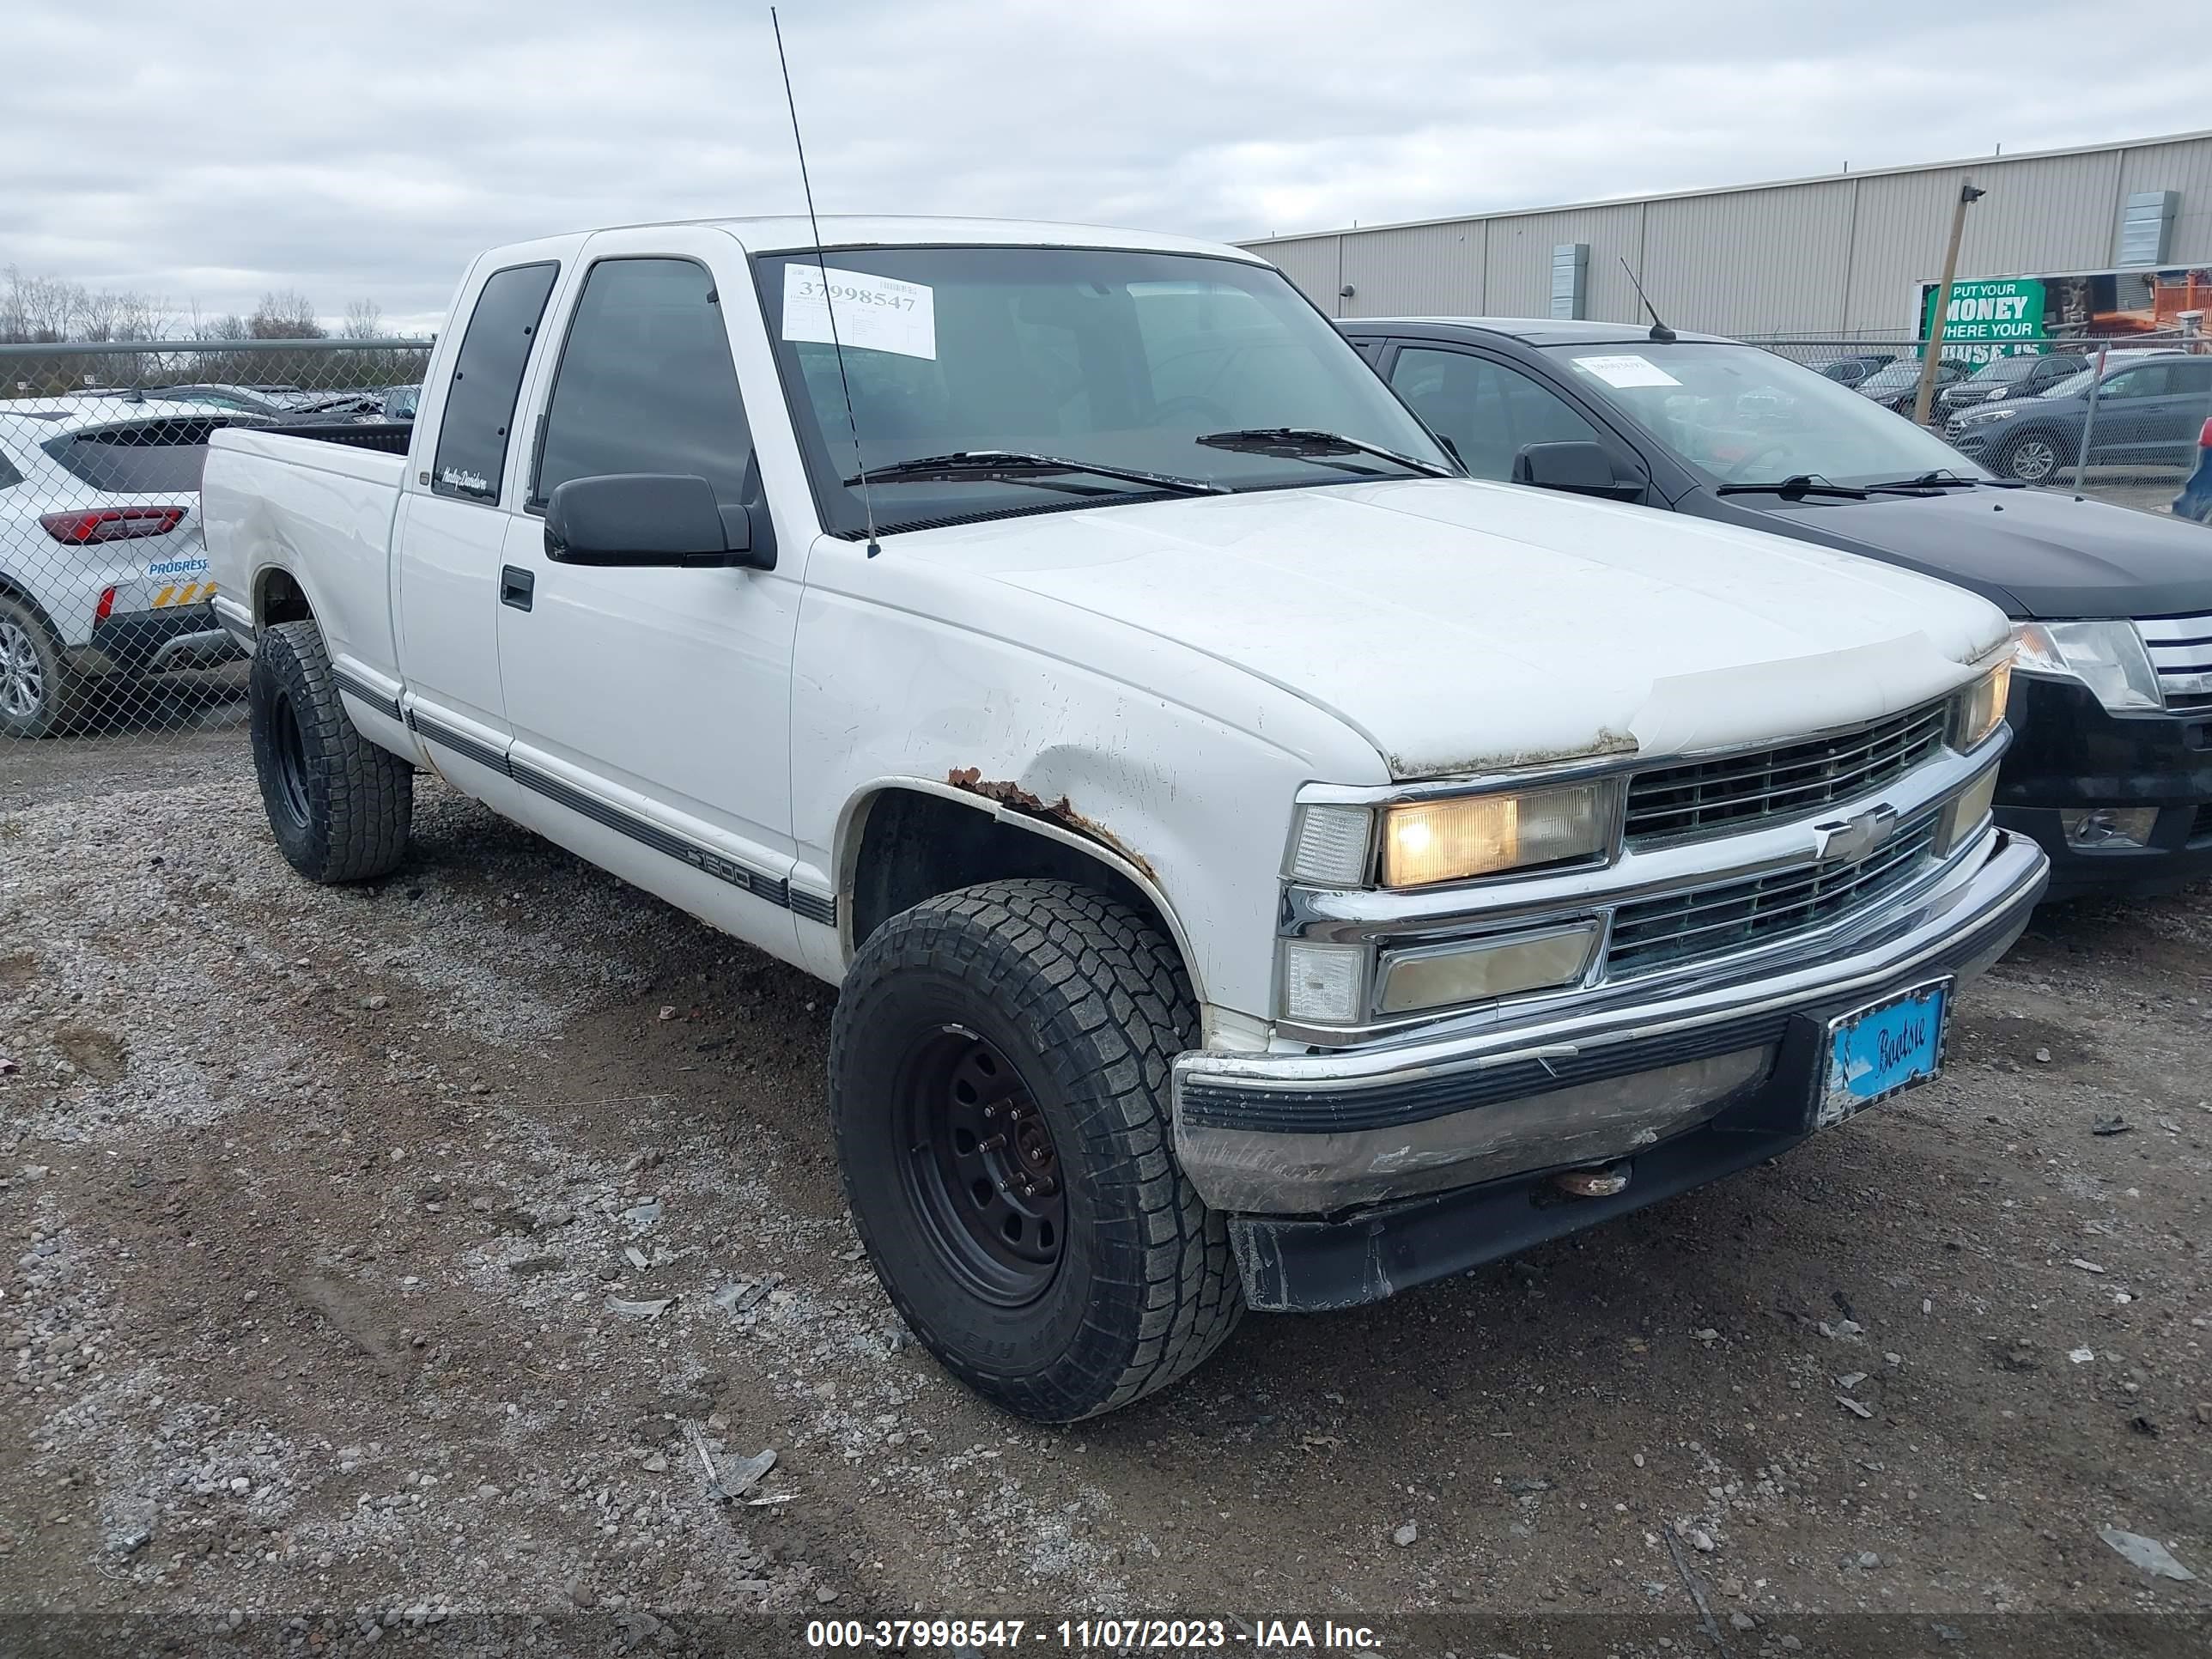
201,425,410,695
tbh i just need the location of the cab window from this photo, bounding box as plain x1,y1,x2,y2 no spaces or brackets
431,261,559,503
533,258,756,508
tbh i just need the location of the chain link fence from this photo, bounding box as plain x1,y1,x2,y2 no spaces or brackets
1752,332,2212,519
1,338,429,746
3,329,2206,755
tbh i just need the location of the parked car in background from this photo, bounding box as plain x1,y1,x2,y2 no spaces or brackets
1344,317,2212,896
133,384,295,417
1816,353,1894,388
2179,416,2212,524
1854,357,1971,414
380,384,420,420
1935,350,2089,416
0,400,251,736
201,217,2039,1420
1947,351,2212,483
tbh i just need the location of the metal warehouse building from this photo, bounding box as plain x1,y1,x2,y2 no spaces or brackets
1240,129,2212,338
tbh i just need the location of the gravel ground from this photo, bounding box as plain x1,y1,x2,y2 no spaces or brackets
1,731,2208,1657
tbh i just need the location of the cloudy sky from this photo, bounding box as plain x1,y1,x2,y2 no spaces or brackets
7,0,2207,334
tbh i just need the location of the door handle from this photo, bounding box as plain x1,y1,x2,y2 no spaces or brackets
501,565,535,612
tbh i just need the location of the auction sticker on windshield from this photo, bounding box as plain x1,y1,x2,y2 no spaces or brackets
1572,354,1682,389
1817,979,1949,1128
782,264,936,361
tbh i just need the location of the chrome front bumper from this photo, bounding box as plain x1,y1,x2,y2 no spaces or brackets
1173,827,2047,1218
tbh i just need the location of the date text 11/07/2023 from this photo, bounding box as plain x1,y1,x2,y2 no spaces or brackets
803,1618,1384,1650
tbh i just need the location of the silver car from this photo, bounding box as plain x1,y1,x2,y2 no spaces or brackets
0,399,253,736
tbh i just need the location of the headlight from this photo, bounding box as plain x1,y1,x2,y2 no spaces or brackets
1965,406,2022,423
2014,621,2162,713
1380,782,1613,888
1955,657,2013,748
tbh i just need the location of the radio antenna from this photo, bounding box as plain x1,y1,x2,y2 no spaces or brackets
771,7,878,557
1619,257,1677,343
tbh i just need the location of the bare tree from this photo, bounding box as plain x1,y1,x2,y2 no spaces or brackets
1,268,83,343
342,298,385,340
77,286,123,343
112,291,171,341
250,289,325,340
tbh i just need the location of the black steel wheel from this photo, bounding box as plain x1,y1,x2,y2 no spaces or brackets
896,1025,1066,1305
269,687,313,830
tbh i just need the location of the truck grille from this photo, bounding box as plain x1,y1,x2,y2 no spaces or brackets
1607,811,1940,975
1623,702,1949,846
2134,613,2212,708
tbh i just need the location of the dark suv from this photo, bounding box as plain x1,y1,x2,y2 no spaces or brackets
1342,316,2212,898
1946,352,2212,483
1936,350,2090,417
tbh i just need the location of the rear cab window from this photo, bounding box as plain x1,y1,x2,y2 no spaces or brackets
432,261,560,503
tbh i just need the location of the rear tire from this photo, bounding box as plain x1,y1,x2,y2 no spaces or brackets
249,620,412,883
830,878,1242,1421
0,596,83,740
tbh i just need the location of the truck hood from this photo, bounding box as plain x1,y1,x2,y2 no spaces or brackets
1749,483,2212,621
921,478,2010,780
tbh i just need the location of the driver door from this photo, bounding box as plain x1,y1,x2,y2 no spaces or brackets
492,228,808,955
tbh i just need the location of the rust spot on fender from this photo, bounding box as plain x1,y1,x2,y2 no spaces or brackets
946,768,1159,883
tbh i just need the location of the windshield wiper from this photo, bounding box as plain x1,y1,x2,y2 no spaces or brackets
1713,474,1869,501
1863,470,2022,493
1194,428,1456,479
842,450,1224,495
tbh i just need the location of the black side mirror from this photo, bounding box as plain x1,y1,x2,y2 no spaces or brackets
544,473,775,571
1511,441,1643,501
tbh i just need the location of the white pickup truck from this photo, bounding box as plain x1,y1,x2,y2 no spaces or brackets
203,216,2046,1421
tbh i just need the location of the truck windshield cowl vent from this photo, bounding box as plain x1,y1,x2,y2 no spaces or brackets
1624,702,1949,847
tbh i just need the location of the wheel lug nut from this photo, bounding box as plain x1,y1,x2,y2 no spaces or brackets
977,1133,1007,1152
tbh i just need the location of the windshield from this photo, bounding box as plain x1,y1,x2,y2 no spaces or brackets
1547,342,1984,488
752,246,1451,535
1968,356,2038,383
2040,370,2094,399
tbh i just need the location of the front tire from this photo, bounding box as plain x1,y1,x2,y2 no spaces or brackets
2002,432,2063,483
0,596,82,739
249,620,413,883
830,879,1242,1421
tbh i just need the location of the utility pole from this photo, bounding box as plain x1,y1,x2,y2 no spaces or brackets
1912,180,1988,428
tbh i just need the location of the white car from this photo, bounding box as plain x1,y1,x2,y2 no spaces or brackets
0,399,251,736
203,216,2046,1420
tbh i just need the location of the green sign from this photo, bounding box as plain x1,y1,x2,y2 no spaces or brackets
1921,277,2048,362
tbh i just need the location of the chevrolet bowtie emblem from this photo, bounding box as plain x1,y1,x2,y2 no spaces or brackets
1811,804,1899,864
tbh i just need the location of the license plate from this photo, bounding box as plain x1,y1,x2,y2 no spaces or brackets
1818,980,1950,1127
